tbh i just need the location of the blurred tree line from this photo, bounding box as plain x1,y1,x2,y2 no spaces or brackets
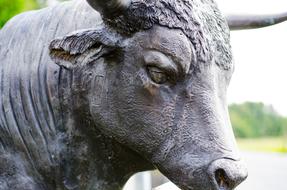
230,102,287,138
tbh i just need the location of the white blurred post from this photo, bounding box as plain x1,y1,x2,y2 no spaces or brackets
124,172,152,190
153,182,180,190
47,0,59,6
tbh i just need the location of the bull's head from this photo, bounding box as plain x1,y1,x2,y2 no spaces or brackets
49,0,286,189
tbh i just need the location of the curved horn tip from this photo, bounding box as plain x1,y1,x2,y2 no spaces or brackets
227,12,287,30
118,0,132,8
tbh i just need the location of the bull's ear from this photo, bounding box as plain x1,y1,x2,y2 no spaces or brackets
49,27,121,69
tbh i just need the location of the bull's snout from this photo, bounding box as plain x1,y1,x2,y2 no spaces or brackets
207,158,248,190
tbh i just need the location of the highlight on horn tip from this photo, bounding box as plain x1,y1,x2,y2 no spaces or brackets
120,0,132,7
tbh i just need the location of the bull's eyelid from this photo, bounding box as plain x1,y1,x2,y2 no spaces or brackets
143,50,179,74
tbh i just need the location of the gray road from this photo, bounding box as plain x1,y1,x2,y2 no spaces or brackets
236,151,287,190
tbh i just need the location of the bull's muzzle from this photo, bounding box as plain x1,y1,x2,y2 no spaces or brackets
207,158,248,190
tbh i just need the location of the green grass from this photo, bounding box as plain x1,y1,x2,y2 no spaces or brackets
236,137,287,153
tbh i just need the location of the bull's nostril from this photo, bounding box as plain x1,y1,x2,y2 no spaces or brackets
208,159,248,190
215,169,230,189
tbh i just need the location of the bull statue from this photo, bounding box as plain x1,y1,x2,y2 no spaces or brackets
0,0,286,190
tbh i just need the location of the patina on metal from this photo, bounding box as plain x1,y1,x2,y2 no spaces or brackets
0,0,286,190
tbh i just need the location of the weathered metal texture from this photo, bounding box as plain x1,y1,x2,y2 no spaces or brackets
0,0,251,190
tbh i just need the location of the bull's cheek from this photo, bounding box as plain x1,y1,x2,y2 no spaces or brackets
90,69,178,155
117,113,176,156
115,108,178,158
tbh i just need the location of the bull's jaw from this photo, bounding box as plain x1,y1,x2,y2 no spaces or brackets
60,131,154,190
58,108,154,190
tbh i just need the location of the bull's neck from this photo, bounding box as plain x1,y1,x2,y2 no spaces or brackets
57,70,154,190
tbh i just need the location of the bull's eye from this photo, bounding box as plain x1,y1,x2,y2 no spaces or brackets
147,66,167,84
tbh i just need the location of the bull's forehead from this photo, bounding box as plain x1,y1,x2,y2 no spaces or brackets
106,0,232,71
133,26,193,74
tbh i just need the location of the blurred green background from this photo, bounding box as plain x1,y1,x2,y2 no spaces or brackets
230,102,287,153
0,0,38,27
0,0,67,28
1,0,286,153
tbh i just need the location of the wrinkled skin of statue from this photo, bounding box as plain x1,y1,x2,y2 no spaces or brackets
0,0,248,190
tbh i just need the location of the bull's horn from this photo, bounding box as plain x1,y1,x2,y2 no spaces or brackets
86,0,131,17
227,12,287,30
